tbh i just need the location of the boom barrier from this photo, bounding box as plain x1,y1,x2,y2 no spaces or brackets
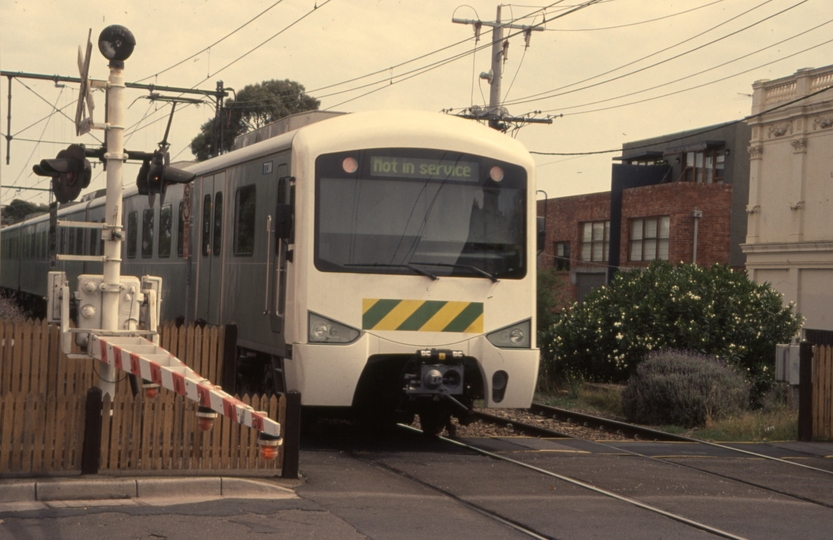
91,334,281,439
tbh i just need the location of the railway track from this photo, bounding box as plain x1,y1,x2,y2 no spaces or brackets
301,411,833,539
468,403,833,510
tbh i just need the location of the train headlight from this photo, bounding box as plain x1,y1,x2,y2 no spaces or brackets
486,319,531,348
308,312,361,344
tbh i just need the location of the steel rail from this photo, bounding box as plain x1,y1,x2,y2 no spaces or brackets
531,403,833,476
472,406,833,511
352,448,555,540
398,424,749,540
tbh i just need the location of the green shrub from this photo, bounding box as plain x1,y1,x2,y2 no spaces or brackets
621,350,749,428
540,262,803,396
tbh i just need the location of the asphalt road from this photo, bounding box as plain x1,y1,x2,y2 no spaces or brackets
2,436,832,539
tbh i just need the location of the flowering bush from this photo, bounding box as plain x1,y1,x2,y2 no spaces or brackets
540,262,803,395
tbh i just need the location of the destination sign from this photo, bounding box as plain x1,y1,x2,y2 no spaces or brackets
370,156,479,182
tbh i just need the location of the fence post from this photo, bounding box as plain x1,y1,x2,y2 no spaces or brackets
281,389,301,479
81,386,103,474
798,341,814,442
222,323,238,395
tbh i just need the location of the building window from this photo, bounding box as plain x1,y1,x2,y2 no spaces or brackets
142,208,154,258
581,221,609,262
159,204,172,258
682,149,724,183
630,216,670,261
554,242,570,271
127,211,138,258
234,185,256,256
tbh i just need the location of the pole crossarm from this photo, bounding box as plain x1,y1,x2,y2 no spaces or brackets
0,70,228,99
451,17,544,32
90,334,281,438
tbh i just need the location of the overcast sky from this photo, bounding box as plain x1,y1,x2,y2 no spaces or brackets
1,0,831,206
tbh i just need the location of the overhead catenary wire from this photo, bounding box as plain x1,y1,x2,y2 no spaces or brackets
133,0,288,83
502,0,802,108
324,0,604,110
529,81,833,157
539,18,833,116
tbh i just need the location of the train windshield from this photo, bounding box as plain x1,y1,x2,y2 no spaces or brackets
314,149,527,280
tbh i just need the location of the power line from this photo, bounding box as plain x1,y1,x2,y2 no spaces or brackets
529,80,833,157
323,0,600,110
502,0,798,107
134,0,287,83
543,34,833,118
540,18,833,115
190,0,335,89
543,0,727,32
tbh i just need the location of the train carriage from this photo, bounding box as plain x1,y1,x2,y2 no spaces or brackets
1,110,540,433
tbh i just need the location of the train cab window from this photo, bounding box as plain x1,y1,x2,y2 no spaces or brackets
202,194,211,256
142,208,154,258
234,185,256,256
213,193,223,258
159,205,172,258
177,201,186,258
127,211,138,259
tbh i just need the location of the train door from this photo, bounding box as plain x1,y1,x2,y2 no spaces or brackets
268,164,291,338
196,172,226,324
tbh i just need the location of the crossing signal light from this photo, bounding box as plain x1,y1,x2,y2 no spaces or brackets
33,144,91,204
136,150,195,206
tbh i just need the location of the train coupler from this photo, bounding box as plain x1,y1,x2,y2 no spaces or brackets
403,348,465,396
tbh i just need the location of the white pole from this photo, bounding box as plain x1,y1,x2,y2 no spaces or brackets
99,61,126,399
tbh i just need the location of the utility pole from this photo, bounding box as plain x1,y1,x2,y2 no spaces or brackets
453,5,551,131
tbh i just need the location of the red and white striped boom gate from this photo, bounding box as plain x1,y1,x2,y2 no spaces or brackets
89,333,281,438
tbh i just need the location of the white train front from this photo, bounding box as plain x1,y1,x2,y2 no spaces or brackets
1,110,540,434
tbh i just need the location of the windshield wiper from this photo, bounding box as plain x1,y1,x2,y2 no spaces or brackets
410,262,499,282
344,262,439,280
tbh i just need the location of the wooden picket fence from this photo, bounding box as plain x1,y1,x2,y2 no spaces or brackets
0,318,289,475
812,345,833,439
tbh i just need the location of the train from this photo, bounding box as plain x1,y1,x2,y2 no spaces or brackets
0,109,540,434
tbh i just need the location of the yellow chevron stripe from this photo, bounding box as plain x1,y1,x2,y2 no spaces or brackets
374,299,425,331
463,313,484,334
362,298,380,314
421,302,469,332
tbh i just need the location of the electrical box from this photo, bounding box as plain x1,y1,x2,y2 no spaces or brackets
46,271,66,324
74,274,143,347
775,337,802,385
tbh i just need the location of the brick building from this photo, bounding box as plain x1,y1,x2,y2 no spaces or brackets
539,121,749,304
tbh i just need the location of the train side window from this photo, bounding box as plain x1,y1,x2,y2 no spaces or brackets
159,204,172,258
213,192,223,258
90,226,99,256
202,194,211,257
142,208,154,258
68,227,75,255
177,201,186,258
234,185,256,256
127,211,138,259
76,228,84,255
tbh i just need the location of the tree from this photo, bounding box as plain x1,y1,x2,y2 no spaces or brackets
540,261,803,398
2,199,49,224
191,79,320,161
